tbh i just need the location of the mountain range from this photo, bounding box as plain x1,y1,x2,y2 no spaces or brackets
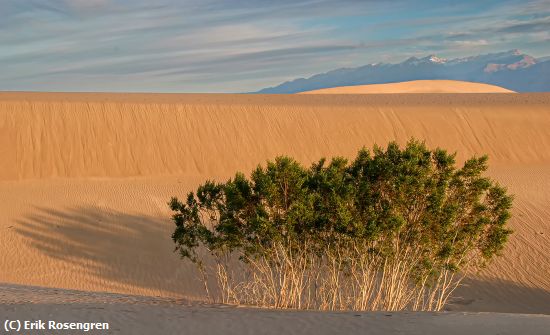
256,50,550,93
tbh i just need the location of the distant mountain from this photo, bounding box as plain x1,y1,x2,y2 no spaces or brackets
256,50,550,93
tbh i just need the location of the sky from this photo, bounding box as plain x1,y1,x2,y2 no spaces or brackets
1,0,549,92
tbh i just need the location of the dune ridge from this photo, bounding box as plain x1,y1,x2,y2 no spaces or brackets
1,93,548,181
300,80,515,94
0,92,549,314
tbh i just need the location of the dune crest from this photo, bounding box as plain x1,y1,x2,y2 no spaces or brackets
300,80,515,94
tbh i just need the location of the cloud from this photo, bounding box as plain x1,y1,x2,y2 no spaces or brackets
450,39,489,48
496,17,550,33
446,32,474,40
5,0,110,15
1,0,549,92
64,0,111,13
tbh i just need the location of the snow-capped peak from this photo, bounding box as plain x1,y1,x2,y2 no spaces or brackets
428,55,447,63
404,55,447,65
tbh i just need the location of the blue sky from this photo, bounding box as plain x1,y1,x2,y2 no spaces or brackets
1,0,549,92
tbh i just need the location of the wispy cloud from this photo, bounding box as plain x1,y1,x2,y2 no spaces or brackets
496,17,550,33
449,39,489,48
0,0,549,92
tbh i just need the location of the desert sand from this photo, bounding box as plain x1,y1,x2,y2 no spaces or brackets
301,80,515,94
1,284,549,335
0,92,549,328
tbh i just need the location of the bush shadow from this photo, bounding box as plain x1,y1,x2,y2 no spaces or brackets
14,206,203,298
448,277,550,314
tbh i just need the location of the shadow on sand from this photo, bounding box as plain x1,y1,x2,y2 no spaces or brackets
448,277,550,315
14,206,203,298
14,206,550,314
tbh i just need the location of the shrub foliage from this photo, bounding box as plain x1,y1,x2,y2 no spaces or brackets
169,140,512,311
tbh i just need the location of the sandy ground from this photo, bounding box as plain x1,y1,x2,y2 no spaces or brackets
0,92,549,319
301,80,515,94
1,284,549,335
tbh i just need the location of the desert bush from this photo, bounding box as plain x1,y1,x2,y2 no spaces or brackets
169,139,512,311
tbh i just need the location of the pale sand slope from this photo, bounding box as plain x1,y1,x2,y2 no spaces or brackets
301,80,515,94
0,93,549,314
1,285,549,335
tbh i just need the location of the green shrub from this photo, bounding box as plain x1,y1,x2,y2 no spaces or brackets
169,139,512,311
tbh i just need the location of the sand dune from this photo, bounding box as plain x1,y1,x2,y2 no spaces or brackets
301,80,515,94
2,284,549,335
0,92,549,314
1,92,548,180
